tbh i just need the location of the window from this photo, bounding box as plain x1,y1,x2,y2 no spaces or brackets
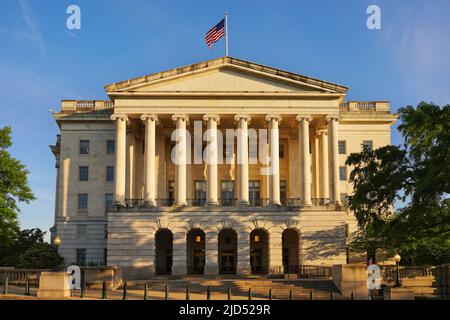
106,166,114,182
168,181,175,206
249,181,261,206
363,140,373,152
106,140,115,154
103,248,108,266
78,193,88,211
339,166,347,181
79,166,89,181
105,194,113,211
79,140,90,154
76,249,86,266
279,144,285,158
194,180,206,206
338,141,346,154
76,225,87,240
280,180,287,204
104,224,108,239
221,180,235,206
340,193,348,205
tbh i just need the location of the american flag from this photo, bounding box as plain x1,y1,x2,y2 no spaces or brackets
205,18,225,48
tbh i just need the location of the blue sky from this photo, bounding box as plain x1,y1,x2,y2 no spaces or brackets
0,0,449,241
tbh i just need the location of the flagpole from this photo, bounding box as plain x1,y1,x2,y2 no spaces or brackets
225,12,229,56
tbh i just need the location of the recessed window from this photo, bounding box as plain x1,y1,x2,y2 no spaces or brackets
194,180,206,206
76,225,87,240
338,141,346,154
279,144,285,158
79,140,90,154
76,249,86,266
249,181,261,206
79,166,89,181
221,180,235,206
105,193,113,211
363,140,373,152
280,180,287,204
339,166,347,181
78,193,88,210
106,140,115,154
106,166,114,182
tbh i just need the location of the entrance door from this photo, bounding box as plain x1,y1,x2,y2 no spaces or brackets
218,229,237,275
250,249,263,274
192,249,205,274
219,251,236,274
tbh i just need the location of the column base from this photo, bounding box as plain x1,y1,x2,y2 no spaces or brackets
206,201,219,207
237,200,249,207
113,201,125,207
204,264,219,275
174,202,187,207
144,200,156,207
269,201,281,207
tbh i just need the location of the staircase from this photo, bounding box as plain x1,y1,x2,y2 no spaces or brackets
121,276,343,300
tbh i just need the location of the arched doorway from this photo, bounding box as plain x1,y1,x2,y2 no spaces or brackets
282,228,300,274
155,229,173,275
218,229,237,274
250,229,269,274
187,229,205,275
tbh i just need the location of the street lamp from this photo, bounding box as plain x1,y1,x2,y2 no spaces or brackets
53,235,62,247
394,253,401,287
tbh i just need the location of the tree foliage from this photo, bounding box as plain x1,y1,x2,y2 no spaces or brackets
346,102,450,265
0,126,35,249
0,228,63,269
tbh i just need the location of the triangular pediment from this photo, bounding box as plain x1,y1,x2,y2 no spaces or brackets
104,57,348,95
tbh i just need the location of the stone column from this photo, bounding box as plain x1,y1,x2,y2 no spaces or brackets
313,134,320,199
327,115,341,205
234,115,251,206
265,115,281,206
296,115,312,206
269,230,283,275
172,229,187,275
204,230,219,275
126,130,135,200
203,115,220,206
111,114,128,206
172,115,189,206
319,131,330,200
141,114,158,207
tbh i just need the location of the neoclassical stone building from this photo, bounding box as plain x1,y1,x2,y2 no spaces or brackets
50,57,397,278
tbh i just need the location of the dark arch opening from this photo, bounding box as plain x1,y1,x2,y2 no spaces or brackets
282,228,300,274
250,229,269,274
186,228,205,275
218,228,237,274
155,229,173,275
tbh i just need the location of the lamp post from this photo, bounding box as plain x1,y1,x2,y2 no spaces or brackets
394,253,401,287
53,235,62,247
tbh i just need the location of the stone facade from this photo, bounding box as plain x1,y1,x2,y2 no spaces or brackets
50,57,397,278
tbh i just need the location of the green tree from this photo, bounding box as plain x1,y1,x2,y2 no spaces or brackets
0,126,35,250
346,102,450,265
1,229,63,269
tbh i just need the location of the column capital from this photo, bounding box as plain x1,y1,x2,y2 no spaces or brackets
325,115,341,122
140,114,159,122
295,115,312,122
234,114,252,123
265,114,282,122
110,114,128,122
203,114,221,124
171,114,189,123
